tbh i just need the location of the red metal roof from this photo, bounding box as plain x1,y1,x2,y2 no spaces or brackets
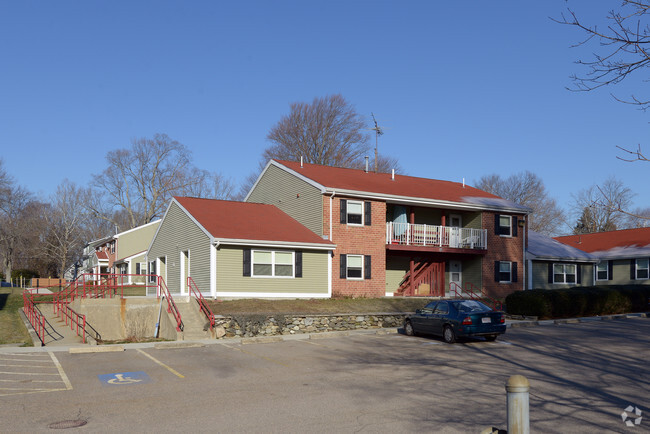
174,197,333,246
554,228,650,253
275,160,502,203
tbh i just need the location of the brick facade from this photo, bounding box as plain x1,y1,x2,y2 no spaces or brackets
324,196,386,297
481,212,527,298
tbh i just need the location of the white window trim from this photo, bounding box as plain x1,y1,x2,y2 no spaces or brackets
553,263,577,284
499,261,512,283
635,258,649,280
498,215,512,237
252,250,295,279
346,254,364,280
346,200,364,226
595,261,608,281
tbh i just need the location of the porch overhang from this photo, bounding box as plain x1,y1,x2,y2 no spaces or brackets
386,244,487,255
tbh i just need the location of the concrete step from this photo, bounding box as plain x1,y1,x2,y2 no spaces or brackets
171,298,213,340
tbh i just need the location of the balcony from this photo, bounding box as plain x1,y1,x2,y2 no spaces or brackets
386,222,487,250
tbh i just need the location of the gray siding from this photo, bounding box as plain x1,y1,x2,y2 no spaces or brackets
216,245,329,294
247,164,324,236
602,259,650,286
531,261,595,289
148,202,211,293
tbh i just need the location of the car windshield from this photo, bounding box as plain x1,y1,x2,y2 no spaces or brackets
452,300,491,313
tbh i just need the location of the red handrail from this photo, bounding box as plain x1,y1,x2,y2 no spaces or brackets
158,277,183,332
22,290,46,345
187,277,214,329
449,282,503,311
58,304,87,343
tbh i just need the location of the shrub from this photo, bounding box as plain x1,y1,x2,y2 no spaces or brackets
505,286,648,319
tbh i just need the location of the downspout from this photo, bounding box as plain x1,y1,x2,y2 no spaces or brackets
329,191,335,242
522,216,527,291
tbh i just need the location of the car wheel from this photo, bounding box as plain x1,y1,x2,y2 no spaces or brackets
443,326,456,344
404,321,416,336
484,335,497,342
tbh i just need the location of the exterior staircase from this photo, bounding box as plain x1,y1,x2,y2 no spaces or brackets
172,297,215,340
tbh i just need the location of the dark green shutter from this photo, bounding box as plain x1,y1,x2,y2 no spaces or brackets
576,264,582,284
494,261,500,282
631,259,636,280
340,254,347,279
512,217,518,237
494,215,500,235
243,249,251,277
340,199,347,224
364,202,372,226
512,262,518,283
295,251,302,278
364,255,371,279
548,263,553,284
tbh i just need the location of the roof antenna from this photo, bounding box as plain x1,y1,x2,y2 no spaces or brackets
370,112,384,173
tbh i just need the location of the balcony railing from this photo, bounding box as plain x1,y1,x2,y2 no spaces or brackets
386,222,487,250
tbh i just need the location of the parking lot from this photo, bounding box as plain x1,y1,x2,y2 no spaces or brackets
1,317,648,433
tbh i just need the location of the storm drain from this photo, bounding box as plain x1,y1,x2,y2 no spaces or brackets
48,420,88,429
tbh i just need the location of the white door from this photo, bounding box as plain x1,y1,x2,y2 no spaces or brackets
449,260,462,290
449,214,462,247
180,250,190,295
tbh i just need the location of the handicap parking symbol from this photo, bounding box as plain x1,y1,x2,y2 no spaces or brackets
98,371,151,386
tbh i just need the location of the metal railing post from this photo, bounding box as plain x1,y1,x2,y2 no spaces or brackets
506,375,530,434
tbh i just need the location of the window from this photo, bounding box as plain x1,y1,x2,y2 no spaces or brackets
347,254,363,279
347,201,363,225
250,250,295,278
635,258,649,280
499,262,511,282
340,254,372,280
149,261,156,283
110,242,115,254
340,199,371,226
596,262,609,281
553,264,577,284
495,214,518,237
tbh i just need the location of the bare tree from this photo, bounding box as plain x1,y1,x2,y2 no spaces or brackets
89,134,234,231
0,183,36,281
475,171,566,236
623,206,650,228
41,180,92,277
555,2,650,108
265,94,372,168
571,177,634,234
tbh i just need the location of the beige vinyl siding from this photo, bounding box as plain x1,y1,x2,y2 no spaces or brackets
148,202,211,293
247,164,324,236
531,261,595,289
461,257,482,288
117,221,160,260
216,245,328,294
386,256,410,293
464,212,482,230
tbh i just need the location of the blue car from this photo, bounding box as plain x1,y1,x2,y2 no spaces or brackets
404,299,506,343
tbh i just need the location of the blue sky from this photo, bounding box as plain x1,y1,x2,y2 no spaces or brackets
1,1,648,233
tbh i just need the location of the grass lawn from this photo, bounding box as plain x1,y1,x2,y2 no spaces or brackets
0,288,33,346
206,297,437,316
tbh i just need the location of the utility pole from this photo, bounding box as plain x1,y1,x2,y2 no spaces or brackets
370,112,383,173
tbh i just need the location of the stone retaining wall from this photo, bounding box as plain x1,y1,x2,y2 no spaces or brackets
213,313,408,338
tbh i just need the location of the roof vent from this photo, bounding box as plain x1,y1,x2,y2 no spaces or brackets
300,156,303,168
392,169,395,181
364,156,369,173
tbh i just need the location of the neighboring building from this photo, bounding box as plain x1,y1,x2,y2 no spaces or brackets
526,231,597,290
555,228,650,286
113,220,160,284
81,235,113,277
146,197,335,298
246,160,531,299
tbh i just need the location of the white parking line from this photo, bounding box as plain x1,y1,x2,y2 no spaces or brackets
0,352,72,396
